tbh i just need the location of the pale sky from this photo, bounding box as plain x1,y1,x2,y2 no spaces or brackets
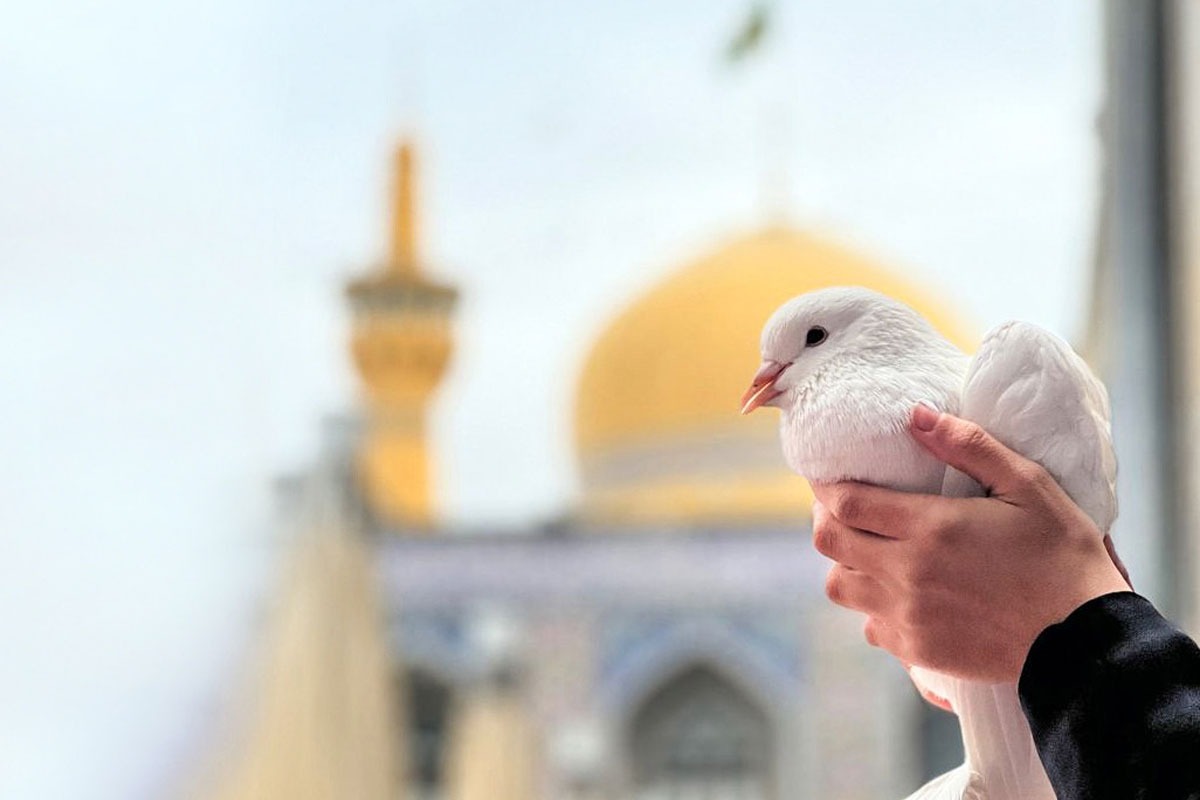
0,1,1100,798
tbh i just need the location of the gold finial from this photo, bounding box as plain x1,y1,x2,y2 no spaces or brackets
390,141,417,273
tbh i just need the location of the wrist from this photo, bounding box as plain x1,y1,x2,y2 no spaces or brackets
1038,555,1130,639
1014,547,1129,674
1070,550,1131,617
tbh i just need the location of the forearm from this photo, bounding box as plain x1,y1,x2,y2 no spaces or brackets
1018,592,1200,799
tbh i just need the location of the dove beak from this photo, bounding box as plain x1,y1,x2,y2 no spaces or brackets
740,360,789,415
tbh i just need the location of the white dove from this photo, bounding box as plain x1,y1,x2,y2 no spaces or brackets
740,286,1117,800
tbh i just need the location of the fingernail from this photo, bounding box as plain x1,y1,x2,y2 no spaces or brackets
912,403,939,432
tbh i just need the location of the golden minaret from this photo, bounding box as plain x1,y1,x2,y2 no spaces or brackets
346,140,457,528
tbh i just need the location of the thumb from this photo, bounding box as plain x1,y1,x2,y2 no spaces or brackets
910,404,1037,498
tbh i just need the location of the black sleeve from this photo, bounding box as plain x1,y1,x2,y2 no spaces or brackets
1018,591,1200,800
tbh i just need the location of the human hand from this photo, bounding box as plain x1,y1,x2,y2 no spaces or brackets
810,405,1131,684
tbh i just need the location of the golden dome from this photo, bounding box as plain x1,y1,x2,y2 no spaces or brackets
574,225,975,527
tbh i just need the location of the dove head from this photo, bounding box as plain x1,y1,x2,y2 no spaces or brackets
741,286,944,415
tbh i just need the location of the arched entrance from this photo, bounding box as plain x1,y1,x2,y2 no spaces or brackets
629,664,774,800
405,669,452,800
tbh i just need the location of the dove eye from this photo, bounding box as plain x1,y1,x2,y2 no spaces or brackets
805,326,828,347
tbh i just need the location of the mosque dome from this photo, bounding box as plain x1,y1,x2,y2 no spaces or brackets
574,225,975,527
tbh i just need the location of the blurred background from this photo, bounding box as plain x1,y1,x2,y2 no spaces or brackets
3,1,1199,798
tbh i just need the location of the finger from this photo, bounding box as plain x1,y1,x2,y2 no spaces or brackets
1103,533,1133,589
824,564,891,615
917,684,955,713
863,617,877,646
812,501,896,573
812,481,933,540
865,617,905,658
909,405,1042,499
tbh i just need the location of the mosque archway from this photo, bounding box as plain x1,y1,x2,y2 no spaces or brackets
629,663,774,800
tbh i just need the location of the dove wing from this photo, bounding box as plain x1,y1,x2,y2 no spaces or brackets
941,321,1117,533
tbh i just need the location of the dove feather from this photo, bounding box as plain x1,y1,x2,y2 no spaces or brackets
943,321,1117,533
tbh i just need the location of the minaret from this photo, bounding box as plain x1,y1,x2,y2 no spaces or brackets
346,140,457,529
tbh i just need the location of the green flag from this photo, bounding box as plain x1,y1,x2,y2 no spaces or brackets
724,2,771,65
